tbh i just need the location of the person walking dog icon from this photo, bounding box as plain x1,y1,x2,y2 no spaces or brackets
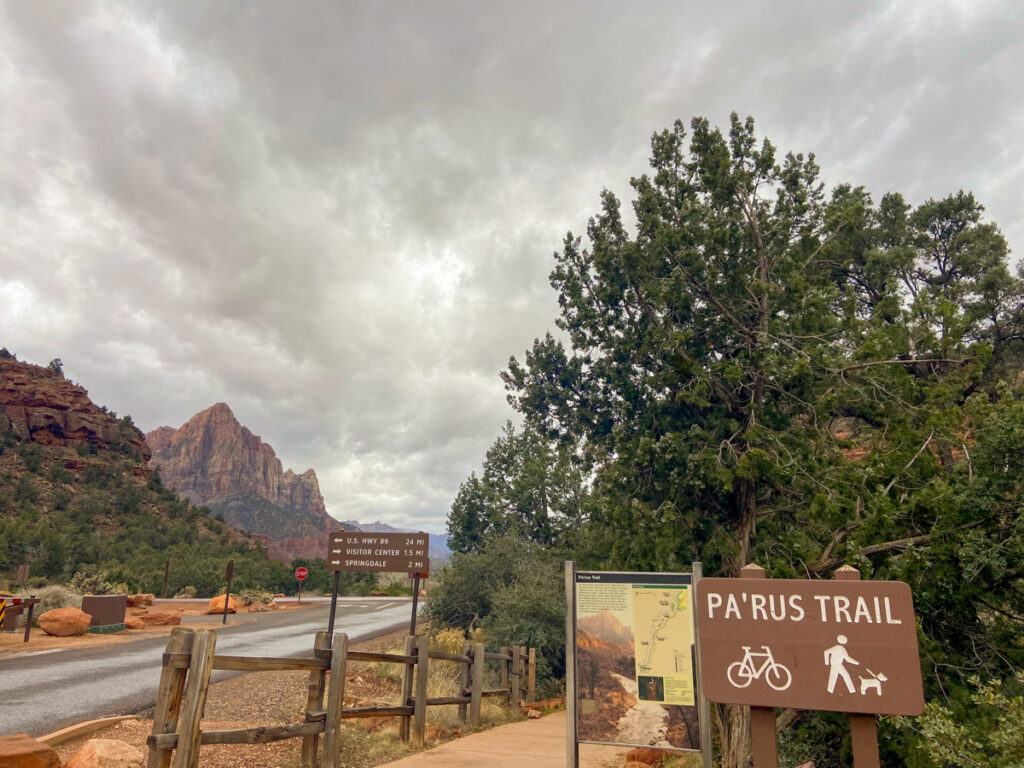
824,635,859,694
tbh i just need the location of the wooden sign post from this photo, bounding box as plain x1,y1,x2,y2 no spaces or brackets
222,560,235,625
696,565,924,767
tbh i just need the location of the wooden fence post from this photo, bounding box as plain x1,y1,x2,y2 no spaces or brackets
171,629,216,768
510,646,522,705
411,635,430,747
500,646,510,702
399,636,416,743
458,641,471,725
302,632,331,768
527,647,536,703
469,642,485,725
321,633,348,768
147,628,195,768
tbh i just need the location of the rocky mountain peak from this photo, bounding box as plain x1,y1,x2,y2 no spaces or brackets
146,404,338,562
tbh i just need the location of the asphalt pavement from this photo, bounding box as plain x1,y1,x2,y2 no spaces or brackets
0,597,415,737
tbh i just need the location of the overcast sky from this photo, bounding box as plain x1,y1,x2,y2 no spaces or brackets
2,2,1021,533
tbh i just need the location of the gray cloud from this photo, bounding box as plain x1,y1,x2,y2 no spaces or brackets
1,1,1021,531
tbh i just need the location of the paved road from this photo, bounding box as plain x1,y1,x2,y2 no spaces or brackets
0,598,414,737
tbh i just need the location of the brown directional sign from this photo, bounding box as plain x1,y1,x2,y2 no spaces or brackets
328,531,430,574
695,578,924,715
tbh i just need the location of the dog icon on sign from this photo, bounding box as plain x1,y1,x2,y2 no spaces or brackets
859,669,888,696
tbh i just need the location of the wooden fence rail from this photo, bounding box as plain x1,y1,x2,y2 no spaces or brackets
146,627,536,768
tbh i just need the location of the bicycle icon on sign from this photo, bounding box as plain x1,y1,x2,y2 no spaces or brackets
727,645,793,691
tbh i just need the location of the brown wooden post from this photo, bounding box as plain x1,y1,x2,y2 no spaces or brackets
411,635,430,747
398,636,416,743
834,565,881,768
510,646,522,705
22,597,36,644
742,563,779,768
171,629,216,768
302,632,331,768
469,642,485,725
500,646,510,701
458,641,471,724
321,633,348,768
527,647,536,703
147,628,195,768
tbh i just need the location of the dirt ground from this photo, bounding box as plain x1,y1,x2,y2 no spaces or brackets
48,628,528,768
0,599,312,657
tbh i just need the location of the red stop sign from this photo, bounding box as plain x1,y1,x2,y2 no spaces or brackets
295,567,308,580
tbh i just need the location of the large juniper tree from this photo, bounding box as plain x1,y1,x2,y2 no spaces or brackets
494,114,1022,766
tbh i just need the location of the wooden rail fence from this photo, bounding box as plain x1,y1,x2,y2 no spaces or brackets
146,627,536,768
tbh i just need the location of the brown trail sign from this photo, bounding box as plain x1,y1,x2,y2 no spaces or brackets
696,564,924,768
696,572,923,715
328,532,429,574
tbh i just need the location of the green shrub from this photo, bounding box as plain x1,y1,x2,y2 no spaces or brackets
240,589,273,605
17,584,82,616
69,571,115,595
426,534,566,685
174,586,198,598
15,475,38,505
17,444,43,473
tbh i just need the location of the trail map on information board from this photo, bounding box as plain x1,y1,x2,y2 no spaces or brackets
574,571,700,752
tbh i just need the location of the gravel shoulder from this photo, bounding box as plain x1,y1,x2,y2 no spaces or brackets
51,628,518,768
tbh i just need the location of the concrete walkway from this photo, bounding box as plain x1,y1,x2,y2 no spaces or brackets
377,712,628,768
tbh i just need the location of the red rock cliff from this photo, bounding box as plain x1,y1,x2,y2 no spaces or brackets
0,357,150,459
146,403,326,515
145,403,339,562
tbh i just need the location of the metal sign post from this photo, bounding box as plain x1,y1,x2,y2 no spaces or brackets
327,571,341,636
409,574,421,636
222,560,234,625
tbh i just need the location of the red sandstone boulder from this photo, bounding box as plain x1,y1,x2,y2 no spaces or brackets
124,616,145,629
139,612,181,627
206,594,240,614
66,738,144,768
0,733,61,768
38,606,92,636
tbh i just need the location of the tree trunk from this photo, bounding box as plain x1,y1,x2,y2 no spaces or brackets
734,477,757,574
719,476,758,767
716,702,752,768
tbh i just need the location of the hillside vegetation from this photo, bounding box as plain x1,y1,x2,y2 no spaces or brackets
0,352,296,596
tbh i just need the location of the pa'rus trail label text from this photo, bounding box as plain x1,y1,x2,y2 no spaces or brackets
705,591,903,625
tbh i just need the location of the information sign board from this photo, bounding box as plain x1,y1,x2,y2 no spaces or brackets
571,570,702,752
695,577,924,715
328,531,429,573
